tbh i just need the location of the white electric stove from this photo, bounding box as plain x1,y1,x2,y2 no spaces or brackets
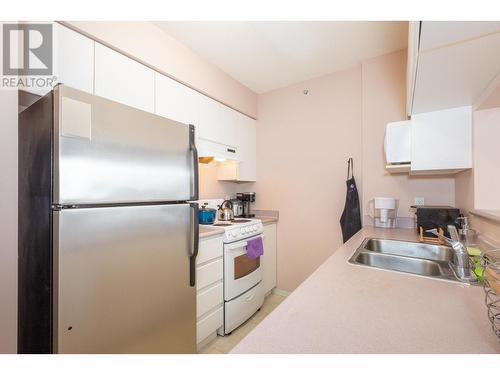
199,199,265,335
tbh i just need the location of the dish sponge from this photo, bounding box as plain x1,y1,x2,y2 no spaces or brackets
467,247,482,256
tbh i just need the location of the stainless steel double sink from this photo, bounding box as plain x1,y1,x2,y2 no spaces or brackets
348,238,470,283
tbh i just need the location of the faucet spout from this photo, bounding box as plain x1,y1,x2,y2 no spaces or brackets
426,226,476,282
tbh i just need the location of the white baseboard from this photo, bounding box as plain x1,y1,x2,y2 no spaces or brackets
271,288,291,297
197,331,218,352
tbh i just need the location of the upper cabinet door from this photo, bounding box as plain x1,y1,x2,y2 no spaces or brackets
94,43,155,113
155,73,198,125
411,106,472,173
235,113,257,182
419,21,500,51
198,95,238,147
408,21,500,115
53,24,94,94
22,22,95,96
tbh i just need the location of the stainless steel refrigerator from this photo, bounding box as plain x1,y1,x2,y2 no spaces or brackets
18,85,199,354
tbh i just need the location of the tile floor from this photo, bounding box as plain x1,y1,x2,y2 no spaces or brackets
198,293,286,354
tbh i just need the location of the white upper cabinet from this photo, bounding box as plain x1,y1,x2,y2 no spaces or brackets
23,23,94,96
408,21,500,115
216,111,257,182
198,95,238,147
419,21,500,51
154,73,199,125
410,106,472,174
234,113,257,182
53,24,94,94
94,43,155,112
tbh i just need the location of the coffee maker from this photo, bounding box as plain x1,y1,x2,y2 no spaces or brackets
236,192,255,218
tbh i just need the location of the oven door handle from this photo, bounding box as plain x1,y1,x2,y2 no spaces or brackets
225,235,265,251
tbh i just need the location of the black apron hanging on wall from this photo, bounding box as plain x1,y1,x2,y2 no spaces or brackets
340,158,361,243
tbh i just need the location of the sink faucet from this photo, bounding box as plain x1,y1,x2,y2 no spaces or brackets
426,225,476,282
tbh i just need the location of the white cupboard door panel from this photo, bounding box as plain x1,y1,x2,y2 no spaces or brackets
53,24,94,94
411,106,472,172
94,43,155,112
155,73,198,125
419,21,500,51
262,223,277,294
413,31,500,114
197,236,223,265
198,95,237,146
236,114,257,182
196,306,223,344
197,282,223,318
196,259,223,291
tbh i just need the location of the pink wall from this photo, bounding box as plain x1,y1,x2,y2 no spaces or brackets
455,107,500,212
254,66,364,291
472,108,500,209
455,104,500,243
252,50,457,292
361,50,456,221
455,169,474,213
63,21,258,118
198,163,255,200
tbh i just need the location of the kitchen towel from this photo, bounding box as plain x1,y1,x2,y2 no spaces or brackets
246,237,264,259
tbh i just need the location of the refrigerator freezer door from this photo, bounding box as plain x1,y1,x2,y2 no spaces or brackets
54,85,198,205
53,204,196,353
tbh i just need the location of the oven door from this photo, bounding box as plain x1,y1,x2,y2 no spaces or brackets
224,235,263,301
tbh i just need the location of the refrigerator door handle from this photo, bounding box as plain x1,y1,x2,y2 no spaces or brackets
189,202,199,287
189,125,199,201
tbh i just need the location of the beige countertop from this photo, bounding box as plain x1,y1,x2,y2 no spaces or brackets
199,214,278,239
199,225,225,239
259,216,278,224
231,226,500,354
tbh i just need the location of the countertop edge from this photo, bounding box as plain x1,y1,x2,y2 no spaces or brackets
230,226,500,354
470,209,500,224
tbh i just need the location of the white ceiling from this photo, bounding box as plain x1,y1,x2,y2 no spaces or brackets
154,21,408,93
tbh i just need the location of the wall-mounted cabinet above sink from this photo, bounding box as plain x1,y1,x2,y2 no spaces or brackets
385,106,472,175
407,21,500,116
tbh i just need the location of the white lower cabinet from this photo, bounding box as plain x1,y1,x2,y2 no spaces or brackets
196,235,224,349
262,223,277,295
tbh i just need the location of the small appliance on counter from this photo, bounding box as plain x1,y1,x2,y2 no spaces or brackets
369,197,399,228
413,205,461,244
230,198,244,217
236,192,256,218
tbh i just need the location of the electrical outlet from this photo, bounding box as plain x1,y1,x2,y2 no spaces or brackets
414,197,425,206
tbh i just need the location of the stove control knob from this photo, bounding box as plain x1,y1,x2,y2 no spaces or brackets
232,230,238,237
240,228,245,234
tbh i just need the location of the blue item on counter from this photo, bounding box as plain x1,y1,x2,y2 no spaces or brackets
199,205,217,225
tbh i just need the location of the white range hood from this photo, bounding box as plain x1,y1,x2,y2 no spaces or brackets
197,138,240,163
